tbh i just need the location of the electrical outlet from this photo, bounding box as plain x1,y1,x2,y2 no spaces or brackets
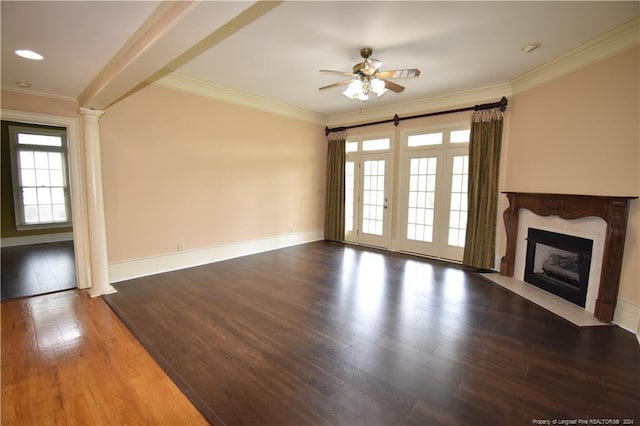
177,243,184,252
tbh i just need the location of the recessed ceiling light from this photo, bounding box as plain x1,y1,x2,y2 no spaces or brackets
522,43,541,54
14,49,44,60
16,81,32,89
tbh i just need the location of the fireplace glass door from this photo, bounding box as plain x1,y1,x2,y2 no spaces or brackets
524,228,593,307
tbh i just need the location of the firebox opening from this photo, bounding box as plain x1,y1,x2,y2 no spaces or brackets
524,228,593,308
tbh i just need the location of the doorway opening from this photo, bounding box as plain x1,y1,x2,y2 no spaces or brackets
1,120,77,299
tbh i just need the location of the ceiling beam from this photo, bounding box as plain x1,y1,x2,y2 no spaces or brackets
118,1,284,107
78,1,199,109
79,1,282,110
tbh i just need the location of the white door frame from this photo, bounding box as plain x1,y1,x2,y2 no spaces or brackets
2,109,91,289
357,152,393,249
397,150,443,257
344,134,394,250
397,123,470,261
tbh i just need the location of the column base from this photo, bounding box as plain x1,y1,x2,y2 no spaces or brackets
88,284,118,298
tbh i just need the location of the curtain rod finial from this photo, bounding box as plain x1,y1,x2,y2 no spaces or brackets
499,96,508,112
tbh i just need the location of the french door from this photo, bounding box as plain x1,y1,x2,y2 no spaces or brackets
345,137,392,249
343,127,469,260
398,127,470,261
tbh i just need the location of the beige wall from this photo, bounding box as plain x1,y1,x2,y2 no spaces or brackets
100,84,326,262
503,46,639,305
1,90,79,118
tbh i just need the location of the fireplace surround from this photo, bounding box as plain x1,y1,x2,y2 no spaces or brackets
500,192,636,322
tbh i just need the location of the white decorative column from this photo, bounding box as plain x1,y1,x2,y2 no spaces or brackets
79,108,116,297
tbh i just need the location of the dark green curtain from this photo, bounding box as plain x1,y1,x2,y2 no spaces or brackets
324,132,346,241
463,108,504,269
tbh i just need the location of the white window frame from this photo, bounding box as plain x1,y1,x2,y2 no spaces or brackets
9,124,72,230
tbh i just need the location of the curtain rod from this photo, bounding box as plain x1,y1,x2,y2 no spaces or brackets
325,96,508,136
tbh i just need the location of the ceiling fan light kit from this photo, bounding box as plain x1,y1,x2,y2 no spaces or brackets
342,77,388,101
320,47,420,103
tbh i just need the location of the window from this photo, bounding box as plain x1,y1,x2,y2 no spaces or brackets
9,125,71,229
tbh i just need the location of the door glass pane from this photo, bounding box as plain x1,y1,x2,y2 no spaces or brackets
407,157,437,242
408,132,442,147
362,138,390,151
362,159,385,236
345,161,355,232
450,129,471,144
448,155,469,247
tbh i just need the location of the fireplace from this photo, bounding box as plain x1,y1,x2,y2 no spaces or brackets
524,228,593,307
500,192,636,322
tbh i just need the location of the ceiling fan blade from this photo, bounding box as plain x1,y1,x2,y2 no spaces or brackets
383,80,405,93
319,80,353,90
376,68,421,79
319,70,355,77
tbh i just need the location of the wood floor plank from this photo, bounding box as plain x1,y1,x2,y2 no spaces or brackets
101,241,640,424
1,241,77,300
12,240,636,425
1,290,207,425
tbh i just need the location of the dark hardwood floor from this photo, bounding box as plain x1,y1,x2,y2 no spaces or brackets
1,241,77,300
104,241,640,425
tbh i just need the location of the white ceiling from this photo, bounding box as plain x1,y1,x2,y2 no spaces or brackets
2,1,639,117
1,1,160,98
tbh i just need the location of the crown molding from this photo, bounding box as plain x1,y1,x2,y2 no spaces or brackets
511,16,640,95
146,17,638,129
327,82,512,128
154,72,327,125
1,86,78,104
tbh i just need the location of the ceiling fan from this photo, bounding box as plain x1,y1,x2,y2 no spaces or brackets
319,47,421,101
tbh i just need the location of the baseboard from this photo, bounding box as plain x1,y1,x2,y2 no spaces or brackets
613,297,640,343
108,229,324,283
1,232,74,247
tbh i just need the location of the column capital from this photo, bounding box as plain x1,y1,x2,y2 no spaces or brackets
79,107,105,119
